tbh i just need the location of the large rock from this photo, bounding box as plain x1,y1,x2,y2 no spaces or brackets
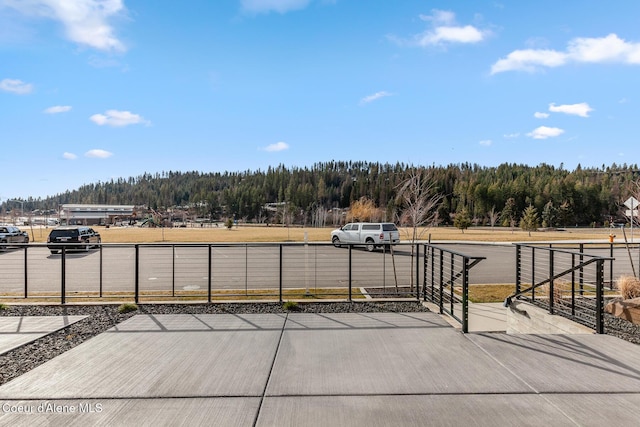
605,297,640,324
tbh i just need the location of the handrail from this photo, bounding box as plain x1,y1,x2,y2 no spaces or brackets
423,243,485,333
504,256,608,305
507,243,613,333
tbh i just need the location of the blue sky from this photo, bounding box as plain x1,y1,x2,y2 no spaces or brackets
2,0,640,200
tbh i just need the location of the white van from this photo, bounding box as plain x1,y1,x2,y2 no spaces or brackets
331,222,400,251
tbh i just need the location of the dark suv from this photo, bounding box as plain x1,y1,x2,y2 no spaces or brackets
0,225,29,250
47,226,101,254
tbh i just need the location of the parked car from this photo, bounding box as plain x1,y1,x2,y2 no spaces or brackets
331,222,400,252
0,225,29,250
47,226,101,254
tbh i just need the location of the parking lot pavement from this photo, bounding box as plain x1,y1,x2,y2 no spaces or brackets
1,312,639,426
0,316,87,356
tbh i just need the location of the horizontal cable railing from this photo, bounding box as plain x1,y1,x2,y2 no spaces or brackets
422,244,485,333
0,242,427,304
507,244,613,333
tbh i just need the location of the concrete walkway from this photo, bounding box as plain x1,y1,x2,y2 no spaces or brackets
0,312,639,426
0,316,87,356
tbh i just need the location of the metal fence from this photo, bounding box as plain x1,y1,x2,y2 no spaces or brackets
422,244,485,333
0,242,429,303
508,243,613,333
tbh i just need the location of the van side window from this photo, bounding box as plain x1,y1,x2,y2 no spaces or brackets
351,224,359,231
362,224,379,230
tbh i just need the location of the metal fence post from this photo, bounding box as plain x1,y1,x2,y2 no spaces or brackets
99,244,103,298
531,247,536,301
348,244,353,302
430,246,435,301
579,243,584,295
549,250,554,315
61,246,66,304
449,252,454,315
462,257,469,333
172,245,176,297
422,244,428,301
515,244,521,296
208,244,212,303
245,244,248,296
279,244,283,303
610,243,614,289
23,247,28,299
438,249,444,313
571,253,576,316
596,259,604,334
415,244,420,302
134,244,139,304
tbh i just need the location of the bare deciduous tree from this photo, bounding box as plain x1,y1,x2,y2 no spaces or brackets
395,169,444,290
396,170,444,242
488,206,500,228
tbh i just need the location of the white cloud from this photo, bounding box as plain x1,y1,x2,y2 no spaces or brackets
85,149,113,158
90,109,149,127
527,126,565,139
44,105,72,114
418,25,486,46
492,33,640,74
62,152,77,160
241,0,310,14
263,141,289,152
479,139,492,146
491,49,567,74
0,78,33,94
534,112,549,119
360,91,392,105
549,102,593,118
392,10,488,48
417,10,488,46
503,133,520,139
2,0,127,52
567,33,640,63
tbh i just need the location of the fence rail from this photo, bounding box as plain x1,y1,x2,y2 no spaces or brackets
0,242,429,304
422,244,485,333
508,243,613,333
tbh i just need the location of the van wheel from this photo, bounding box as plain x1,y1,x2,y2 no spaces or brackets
365,238,375,252
332,236,341,248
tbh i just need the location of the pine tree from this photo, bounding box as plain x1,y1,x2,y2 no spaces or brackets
454,207,472,233
520,205,540,236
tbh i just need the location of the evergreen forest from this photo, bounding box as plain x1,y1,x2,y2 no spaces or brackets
5,161,640,228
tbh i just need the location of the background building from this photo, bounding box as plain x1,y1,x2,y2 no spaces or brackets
60,204,136,226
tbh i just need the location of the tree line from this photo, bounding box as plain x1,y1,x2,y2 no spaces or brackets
5,161,640,227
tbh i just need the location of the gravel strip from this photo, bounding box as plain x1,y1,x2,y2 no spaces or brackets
0,301,428,386
605,313,640,345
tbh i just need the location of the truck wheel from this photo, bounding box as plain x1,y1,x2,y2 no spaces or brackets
332,236,341,248
365,238,375,252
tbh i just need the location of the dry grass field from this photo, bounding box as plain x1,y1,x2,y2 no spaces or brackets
22,224,616,244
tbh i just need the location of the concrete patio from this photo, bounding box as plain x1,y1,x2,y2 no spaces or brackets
0,311,639,426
